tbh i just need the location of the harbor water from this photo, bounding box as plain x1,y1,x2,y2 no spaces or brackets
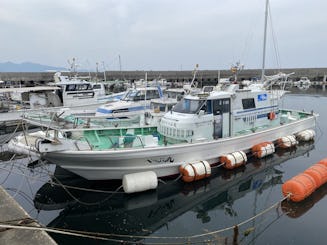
0,93,327,244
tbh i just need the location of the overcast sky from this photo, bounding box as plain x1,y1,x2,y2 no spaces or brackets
0,0,326,71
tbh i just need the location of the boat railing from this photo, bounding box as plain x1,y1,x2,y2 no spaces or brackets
79,133,159,151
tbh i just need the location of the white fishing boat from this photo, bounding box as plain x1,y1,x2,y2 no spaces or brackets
6,0,318,189
33,142,314,241
0,71,112,124
50,71,109,107
293,77,311,90
95,85,165,119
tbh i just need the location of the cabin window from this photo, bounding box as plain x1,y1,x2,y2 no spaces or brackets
212,98,230,115
146,90,160,100
222,99,230,113
172,98,205,114
203,86,214,93
242,98,255,109
123,90,137,101
93,84,102,89
206,100,213,114
133,91,145,101
79,84,91,91
66,84,76,91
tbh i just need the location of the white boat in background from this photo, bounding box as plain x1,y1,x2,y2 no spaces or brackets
293,77,311,90
0,73,110,124
51,71,108,107
0,86,61,122
95,85,166,119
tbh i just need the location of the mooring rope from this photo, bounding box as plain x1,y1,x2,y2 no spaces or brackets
0,165,124,195
50,170,124,206
0,119,22,145
0,194,290,244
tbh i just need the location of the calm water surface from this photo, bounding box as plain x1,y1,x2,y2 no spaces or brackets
0,93,326,245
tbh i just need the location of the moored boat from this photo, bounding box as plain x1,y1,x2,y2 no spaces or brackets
33,142,314,244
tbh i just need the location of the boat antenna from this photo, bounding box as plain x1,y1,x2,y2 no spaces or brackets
145,72,147,93
231,61,244,82
96,62,99,82
261,0,269,82
187,64,199,91
102,61,107,82
118,55,123,80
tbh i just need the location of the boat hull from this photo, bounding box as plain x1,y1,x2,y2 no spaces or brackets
42,115,316,180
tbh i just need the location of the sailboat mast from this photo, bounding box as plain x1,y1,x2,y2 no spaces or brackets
119,55,122,80
261,0,269,81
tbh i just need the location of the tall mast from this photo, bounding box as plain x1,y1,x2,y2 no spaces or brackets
261,0,269,81
118,55,122,80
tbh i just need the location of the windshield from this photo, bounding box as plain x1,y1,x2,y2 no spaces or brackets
122,89,160,101
172,98,205,114
122,90,145,101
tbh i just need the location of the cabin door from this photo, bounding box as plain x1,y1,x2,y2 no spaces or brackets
212,98,231,138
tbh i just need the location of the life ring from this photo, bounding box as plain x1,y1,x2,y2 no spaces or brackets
268,112,276,120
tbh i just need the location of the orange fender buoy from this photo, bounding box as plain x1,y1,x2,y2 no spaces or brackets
268,111,276,120
317,158,327,168
179,161,211,183
281,185,327,218
251,142,275,158
282,173,317,202
304,164,327,188
220,151,247,169
277,135,298,148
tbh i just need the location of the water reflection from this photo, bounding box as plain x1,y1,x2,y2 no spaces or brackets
31,142,315,244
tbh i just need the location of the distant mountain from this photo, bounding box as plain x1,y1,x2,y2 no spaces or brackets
0,61,66,72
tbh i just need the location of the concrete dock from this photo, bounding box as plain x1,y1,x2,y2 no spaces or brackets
0,186,57,245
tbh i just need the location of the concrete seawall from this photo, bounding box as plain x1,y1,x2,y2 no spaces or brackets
0,67,327,84
0,186,57,244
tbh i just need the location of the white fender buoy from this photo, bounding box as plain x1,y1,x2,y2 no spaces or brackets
123,171,158,193
220,151,247,169
296,129,315,141
277,135,298,148
251,142,275,158
179,161,211,182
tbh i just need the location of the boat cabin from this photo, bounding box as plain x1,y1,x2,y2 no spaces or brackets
159,86,280,143
95,86,164,117
52,72,107,107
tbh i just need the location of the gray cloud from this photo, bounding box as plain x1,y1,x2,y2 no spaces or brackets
0,0,326,70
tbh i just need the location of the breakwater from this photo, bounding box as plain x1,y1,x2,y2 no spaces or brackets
0,67,327,85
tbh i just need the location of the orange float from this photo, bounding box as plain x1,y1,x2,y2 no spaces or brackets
281,183,327,218
282,173,317,202
277,135,298,148
304,164,327,188
268,111,276,120
251,142,275,158
283,158,327,202
220,151,247,169
179,161,211,182
317,158,327,167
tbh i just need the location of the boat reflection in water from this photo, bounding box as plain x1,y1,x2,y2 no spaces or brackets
34,142,315,244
